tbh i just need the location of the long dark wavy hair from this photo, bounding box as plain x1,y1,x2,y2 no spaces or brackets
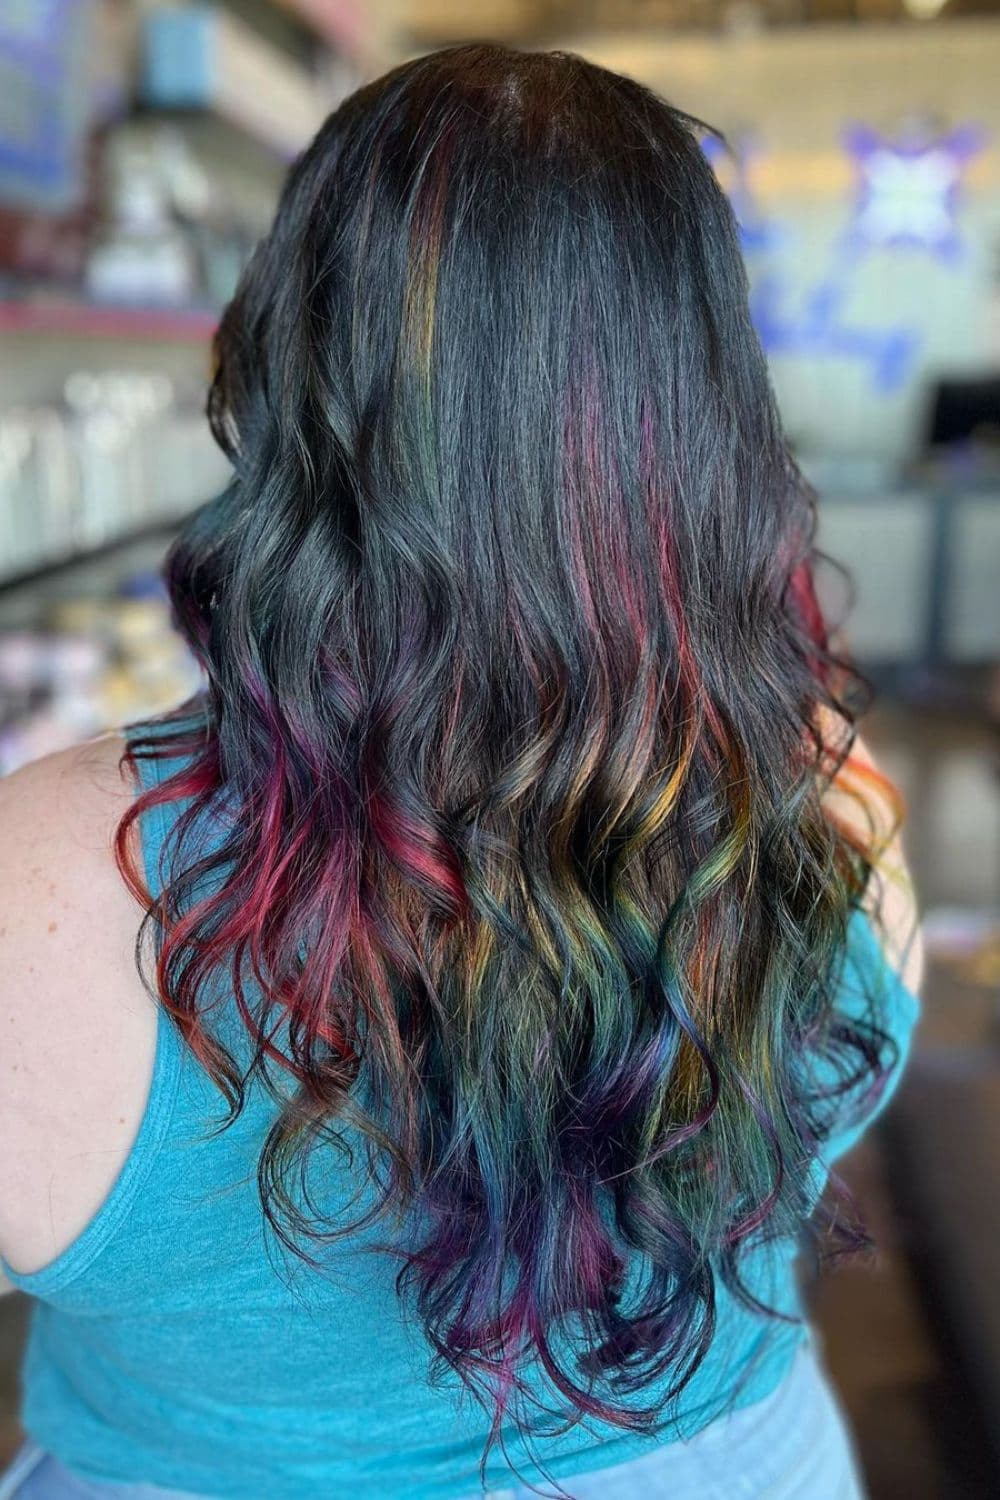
116,40,901,1484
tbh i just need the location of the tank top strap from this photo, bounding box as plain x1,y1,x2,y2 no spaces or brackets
122,711,209,900
122,711,270,1082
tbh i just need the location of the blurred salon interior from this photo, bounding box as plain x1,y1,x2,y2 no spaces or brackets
0,2,998,1497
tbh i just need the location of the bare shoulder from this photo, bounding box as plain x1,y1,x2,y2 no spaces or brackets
0,733,159,1277
817,709,925,997
0,725,134,828
0,732,144,994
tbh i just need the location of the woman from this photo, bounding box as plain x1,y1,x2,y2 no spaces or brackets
0,43,921,1500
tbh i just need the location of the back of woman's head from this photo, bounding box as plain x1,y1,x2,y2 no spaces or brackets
119,40,894,1478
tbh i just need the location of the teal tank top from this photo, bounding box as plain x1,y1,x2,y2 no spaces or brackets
1,723,920,1500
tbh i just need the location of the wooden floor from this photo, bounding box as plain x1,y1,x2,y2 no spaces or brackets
0,1293,27,1466
807,1129,997,1499
1,702,998,1495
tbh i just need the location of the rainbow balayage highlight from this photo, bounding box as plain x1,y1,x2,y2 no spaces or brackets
115,44,905,1493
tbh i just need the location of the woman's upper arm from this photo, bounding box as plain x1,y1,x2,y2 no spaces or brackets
812,716,924,1164
820,720,925,996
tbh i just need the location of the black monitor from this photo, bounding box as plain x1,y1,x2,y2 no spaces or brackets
926,375,1000,450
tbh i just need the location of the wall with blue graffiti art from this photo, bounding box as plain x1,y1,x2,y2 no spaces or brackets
576,22,1000,466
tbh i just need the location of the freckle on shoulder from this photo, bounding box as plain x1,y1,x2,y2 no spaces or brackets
0,732,138,932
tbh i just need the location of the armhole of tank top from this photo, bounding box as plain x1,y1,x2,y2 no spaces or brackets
0,725,187,1297
845,902,922,1019
814,902,922,1168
